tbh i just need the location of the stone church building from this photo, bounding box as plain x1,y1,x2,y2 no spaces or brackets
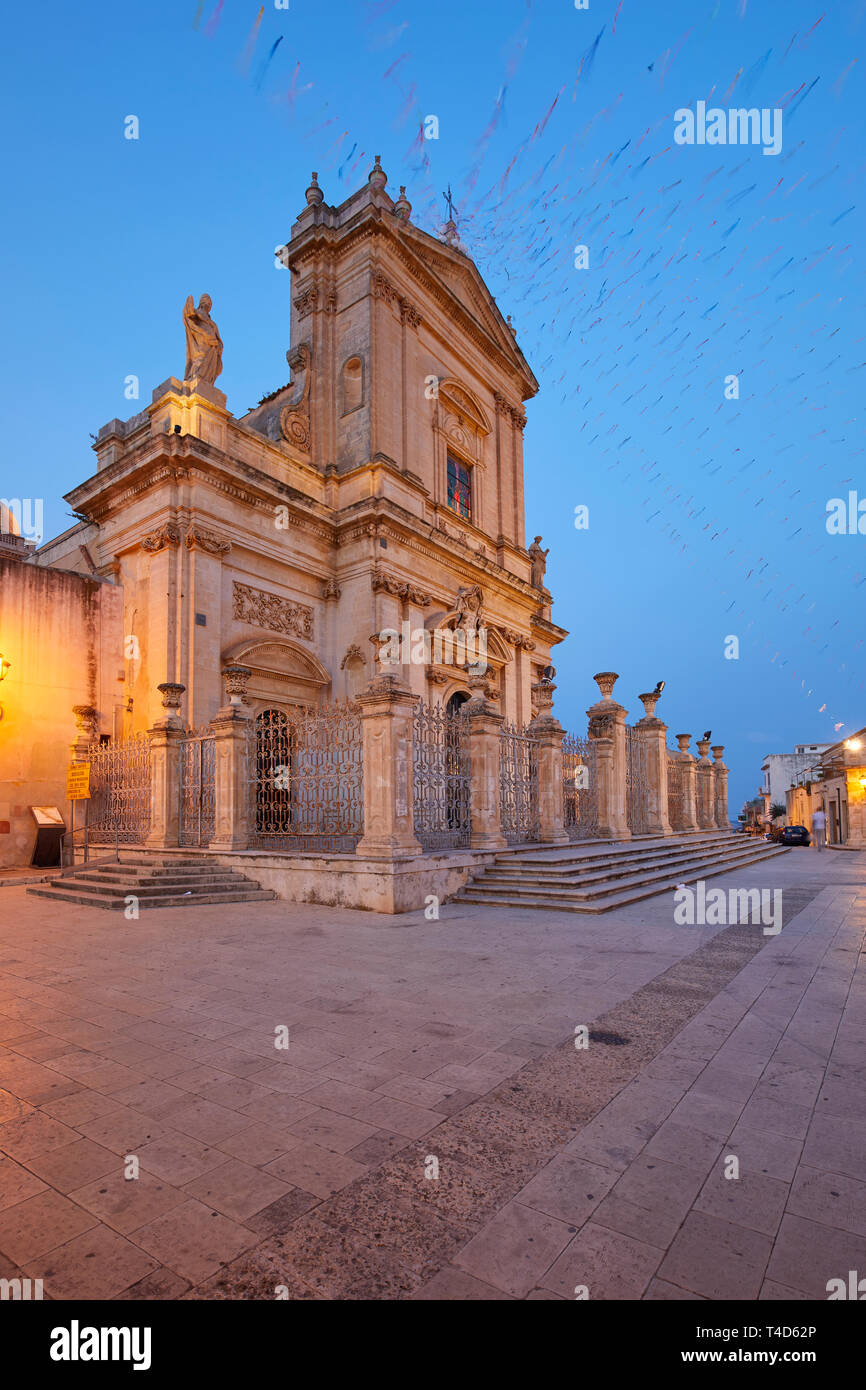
39,160,565,736
2,162,731,904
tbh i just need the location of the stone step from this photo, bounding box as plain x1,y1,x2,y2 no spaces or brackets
39,876,267,900
72,870,241,889
493,832,739,869
479,843,776,890
455,844,789,913
26,885,276,911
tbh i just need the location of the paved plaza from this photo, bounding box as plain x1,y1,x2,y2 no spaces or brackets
0,847,864,1300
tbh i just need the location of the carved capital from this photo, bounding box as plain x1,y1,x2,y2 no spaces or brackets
142,523,181,553
186,525,231,555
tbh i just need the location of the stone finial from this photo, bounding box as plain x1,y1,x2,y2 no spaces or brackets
221,666,251,706
506,314,518,336
711,744,725,763
676,733,692,755
638,692,660,719
157,682,185,715
443,218,458,247
393,185,412,222
696,736,711,759
368,155,387,190
532,680,556,714
593,672,619,700
305,171,324,206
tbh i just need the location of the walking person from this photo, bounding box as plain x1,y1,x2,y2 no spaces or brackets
812,805,826,852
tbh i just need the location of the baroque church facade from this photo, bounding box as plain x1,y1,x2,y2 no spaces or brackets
38,160,567,738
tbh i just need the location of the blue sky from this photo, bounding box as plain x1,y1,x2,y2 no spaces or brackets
1,0,863,812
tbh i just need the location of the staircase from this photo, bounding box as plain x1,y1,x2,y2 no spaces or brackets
454,831,789,913
26,857,277,911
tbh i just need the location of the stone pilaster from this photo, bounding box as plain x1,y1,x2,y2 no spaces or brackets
209,666,253,852
465,674,507,851
529,680,568,845
711,745,729,830
635,691,672,836
146,682,186,849
587,672,630,840
355,675,422,858
695,736,715,830
71,705,97,763
674,733,700,833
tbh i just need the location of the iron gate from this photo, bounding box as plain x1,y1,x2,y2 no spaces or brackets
667,752,687,831
499,721,539,845
179,729,216,848
413,701,470,850
84,733,152,845
249,704,363,853
626,726,649,834
563,732,599,840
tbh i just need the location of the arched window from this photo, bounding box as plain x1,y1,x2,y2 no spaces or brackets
341,356,363,415
447,453,472,520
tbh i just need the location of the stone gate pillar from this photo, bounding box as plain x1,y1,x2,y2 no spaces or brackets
465,674,507,851
635,690,672,836
356,674,422,858
210,666,252,852
587,672,630,840
529,678,568,845
674,734,700,833
146,682,185,849
711,746,729,830
695,736,715,830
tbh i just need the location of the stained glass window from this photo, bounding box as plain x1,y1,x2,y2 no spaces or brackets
447,454,472,520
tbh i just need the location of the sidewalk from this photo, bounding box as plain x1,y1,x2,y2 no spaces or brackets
0,847,863,1299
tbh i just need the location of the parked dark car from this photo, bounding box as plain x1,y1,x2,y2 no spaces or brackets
780,825,811,847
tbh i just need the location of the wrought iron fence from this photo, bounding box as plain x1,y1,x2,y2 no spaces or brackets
248,704,363,853
499,721,539,845
667,752,687,832
84,733,152,844
413,701,471,850
626,726,649,834
563,732,599,840
179,729,216,848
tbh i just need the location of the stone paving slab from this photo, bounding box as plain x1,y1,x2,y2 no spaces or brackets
0,848,863,1299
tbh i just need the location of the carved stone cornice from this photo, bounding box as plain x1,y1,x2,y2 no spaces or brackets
373,270,422,331
186,525,231,555
141,523,181,553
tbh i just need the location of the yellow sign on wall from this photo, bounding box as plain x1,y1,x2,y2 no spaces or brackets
66,765,91,800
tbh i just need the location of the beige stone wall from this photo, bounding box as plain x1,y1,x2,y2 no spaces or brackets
0,556,124,866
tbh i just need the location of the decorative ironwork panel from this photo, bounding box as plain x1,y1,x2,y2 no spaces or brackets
563,732,599,840
84,733,152,844
249,704,363,853
499,721,540,845
667,752,687,831
179,730,216,849
626,726,649,834
413,702,470,850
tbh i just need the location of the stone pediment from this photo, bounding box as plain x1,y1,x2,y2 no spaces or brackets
396,224,538,395
438,381,491,436
222,639,329,686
